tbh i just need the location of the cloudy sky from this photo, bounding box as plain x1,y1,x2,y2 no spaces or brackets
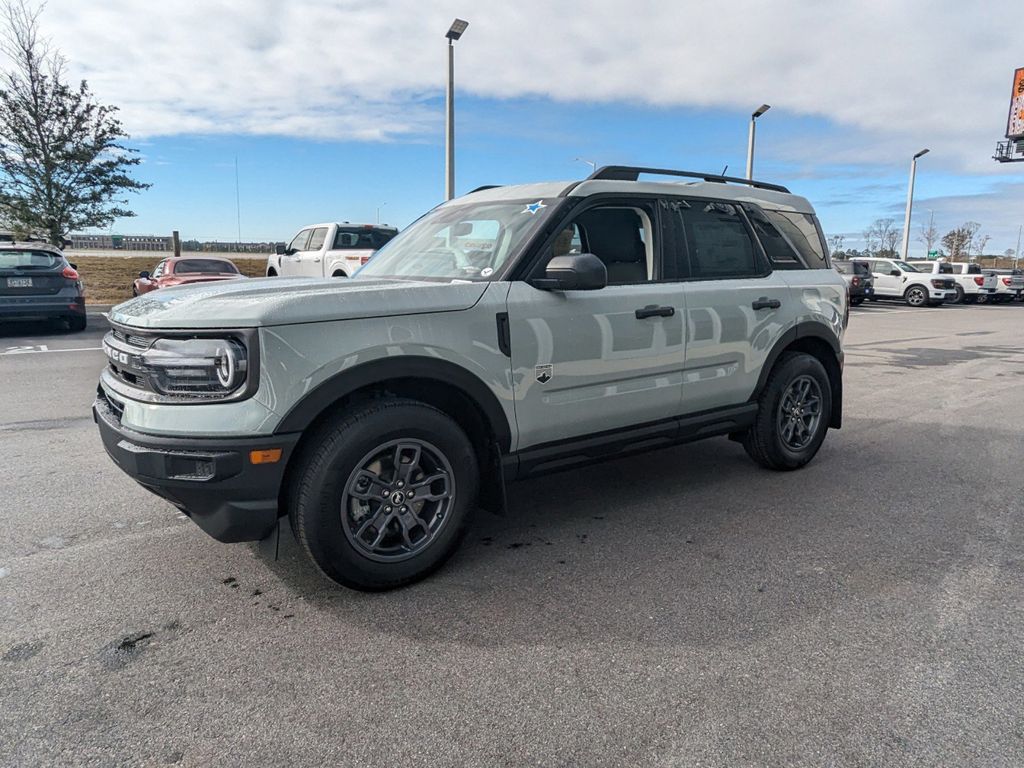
39,0,1024,253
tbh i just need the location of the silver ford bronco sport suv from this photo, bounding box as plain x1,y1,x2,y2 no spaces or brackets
94,166,847,590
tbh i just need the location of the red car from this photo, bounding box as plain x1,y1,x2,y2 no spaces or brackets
132,256,245,296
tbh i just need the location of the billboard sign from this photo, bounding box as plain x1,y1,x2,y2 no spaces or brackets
1008,67,1024,140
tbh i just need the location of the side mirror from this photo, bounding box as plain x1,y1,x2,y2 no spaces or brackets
889,269,901,277
275,243,286,255
532,253,607,291
139,271,150,279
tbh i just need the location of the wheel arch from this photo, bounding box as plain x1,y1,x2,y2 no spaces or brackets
754,323,843,429
274,357,513,516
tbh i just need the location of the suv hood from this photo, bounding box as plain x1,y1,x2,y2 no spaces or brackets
110,276,489,329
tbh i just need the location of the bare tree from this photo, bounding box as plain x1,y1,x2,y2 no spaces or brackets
917,213,939,255
941,222,980,260
976,234,991,263
0,0,148,244
864,218,901,258
827,233,844,256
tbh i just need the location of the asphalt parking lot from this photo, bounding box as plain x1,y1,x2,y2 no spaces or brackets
2,303,1022,767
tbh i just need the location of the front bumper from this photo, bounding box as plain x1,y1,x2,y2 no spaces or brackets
93,391,300,543
0,294,85,320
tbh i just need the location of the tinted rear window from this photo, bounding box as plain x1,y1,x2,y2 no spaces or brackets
0,250,62,270
174,259,238,274
333,228,397,250
937,263,953,274
763,211,828,268
966,263,982,274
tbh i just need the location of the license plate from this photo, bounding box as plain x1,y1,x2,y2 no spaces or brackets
7,277,32,288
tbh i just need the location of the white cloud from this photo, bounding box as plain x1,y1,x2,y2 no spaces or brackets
40,0,1023,171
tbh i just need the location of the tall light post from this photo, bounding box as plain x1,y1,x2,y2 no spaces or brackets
745,104,771,180
900,148,929,261
376,202,387,224
444,18,469,201
1015,224,1022,270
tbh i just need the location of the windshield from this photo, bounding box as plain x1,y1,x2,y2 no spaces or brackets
356,200,556,281
174,259,238,274
0,250,62,270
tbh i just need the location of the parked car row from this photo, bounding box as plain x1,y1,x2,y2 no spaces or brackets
835,256,1024,307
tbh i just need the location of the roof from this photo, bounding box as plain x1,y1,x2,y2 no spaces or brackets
302,222,398,231
448,178,815,215
0,241,64,253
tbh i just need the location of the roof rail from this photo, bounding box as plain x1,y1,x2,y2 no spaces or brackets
467,185,503,194
586,165,791,194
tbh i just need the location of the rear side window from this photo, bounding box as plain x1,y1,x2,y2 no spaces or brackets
745,206,804,269
966,263,981,274
937,262,953,274
763,211,828,268
0,250,62,269
307,227,328,251
677,201,762,279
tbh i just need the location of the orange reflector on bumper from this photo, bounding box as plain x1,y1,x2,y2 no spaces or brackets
249,448,282,465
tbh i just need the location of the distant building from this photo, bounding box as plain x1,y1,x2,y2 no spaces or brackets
68,234,275,253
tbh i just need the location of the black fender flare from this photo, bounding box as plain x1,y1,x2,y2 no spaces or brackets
273,356,513,452
752,322,843,428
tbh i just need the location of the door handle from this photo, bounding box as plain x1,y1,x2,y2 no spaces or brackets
635,305,675,319
751,297,782,310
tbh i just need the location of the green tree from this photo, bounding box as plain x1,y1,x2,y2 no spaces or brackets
0,1,148,245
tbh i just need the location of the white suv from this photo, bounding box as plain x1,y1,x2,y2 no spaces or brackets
852,257,955,307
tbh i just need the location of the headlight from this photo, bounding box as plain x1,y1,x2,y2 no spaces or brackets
139,337,248,398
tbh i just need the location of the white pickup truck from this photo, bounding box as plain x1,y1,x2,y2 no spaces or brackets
908,260,996,304
266,222,398,278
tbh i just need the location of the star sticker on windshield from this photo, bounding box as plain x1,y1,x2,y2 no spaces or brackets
522,200,546,215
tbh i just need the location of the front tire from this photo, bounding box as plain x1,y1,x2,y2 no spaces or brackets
291,399,479,590
951,285,965,305
850,297,864,306
742,352,832,471
904,285,928,307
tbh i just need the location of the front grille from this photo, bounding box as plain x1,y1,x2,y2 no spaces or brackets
110,328,151,349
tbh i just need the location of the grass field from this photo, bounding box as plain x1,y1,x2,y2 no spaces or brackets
74,256,268,305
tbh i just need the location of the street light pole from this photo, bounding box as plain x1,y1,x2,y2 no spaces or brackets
1015,224,1022,270
900,148,929,261
746,104,770,180
376,203,387,224
575,157,597,173
444,19,469,201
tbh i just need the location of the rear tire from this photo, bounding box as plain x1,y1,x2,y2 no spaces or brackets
850,297,864,306
67,314,87,332
742,352,832,471
267,268,278,277
291,399,479,591
951,285,965,305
